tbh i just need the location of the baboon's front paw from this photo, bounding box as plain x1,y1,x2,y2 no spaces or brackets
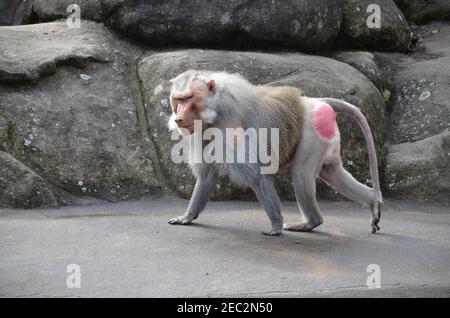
261,229,282,236
168,215,193,225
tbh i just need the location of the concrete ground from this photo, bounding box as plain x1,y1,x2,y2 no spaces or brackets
0,196,449,297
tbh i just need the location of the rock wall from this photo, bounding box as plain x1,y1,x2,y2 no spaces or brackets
378,22,450,204
0,1,449,207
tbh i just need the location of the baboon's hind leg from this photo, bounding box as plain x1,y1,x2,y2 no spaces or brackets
320,161,381,233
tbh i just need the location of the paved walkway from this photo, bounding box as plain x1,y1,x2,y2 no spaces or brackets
0,197,449,297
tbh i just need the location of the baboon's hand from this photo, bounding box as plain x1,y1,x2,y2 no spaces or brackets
168,215,193,225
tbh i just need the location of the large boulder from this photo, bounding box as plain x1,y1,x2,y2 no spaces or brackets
338,0,411,52
0,22,162,208
0,151,57,208
0,0,33,25
28,0,413,53
394,0,450,24
109,0,343,51
31,0,105,22
137,49,386,200
0,22,109,83
384,130,450,204
29,1,127,23
332,51,384,90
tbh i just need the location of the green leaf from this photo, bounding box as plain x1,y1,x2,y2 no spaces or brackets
383,89,391,102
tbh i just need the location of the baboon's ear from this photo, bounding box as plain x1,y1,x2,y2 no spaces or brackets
169,74,181,85
208,79,216,92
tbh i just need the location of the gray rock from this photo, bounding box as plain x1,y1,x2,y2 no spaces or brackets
0,21,110,83
108,0,343,51
137,49,386,200
0,22,162,207
102,0,126,17
332,51,384,90
0,151,57,208
382,22,450,144
32,0,104,22
384,130,450,205
0,0,33,26
394,0,450,24
375,22,450,204
338,0,411,52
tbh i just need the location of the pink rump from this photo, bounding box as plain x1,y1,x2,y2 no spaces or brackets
312,103,337,138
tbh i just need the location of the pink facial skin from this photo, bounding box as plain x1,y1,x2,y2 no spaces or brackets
312,103,337,139
176,102,192,113
170,89,192,113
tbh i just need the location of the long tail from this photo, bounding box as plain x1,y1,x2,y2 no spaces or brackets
319,98,382,201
